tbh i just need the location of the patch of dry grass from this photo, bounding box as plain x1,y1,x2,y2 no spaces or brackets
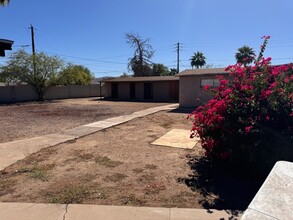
95,156,123,168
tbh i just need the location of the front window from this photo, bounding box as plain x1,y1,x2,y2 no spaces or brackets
200,79,220,87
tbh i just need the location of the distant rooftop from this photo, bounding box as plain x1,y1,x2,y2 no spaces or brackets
176,68,227,76
103,76,179,82
0,39,14,57
0,39,14,44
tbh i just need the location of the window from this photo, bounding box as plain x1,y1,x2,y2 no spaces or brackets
200,78,220,87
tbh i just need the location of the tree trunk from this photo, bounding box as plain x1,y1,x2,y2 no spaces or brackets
33,85,46,101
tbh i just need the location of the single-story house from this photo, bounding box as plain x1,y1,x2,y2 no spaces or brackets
176,68,231,108
103,76,179,101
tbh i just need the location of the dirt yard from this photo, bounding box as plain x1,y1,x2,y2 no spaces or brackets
0,98,169,143
0,109,261,215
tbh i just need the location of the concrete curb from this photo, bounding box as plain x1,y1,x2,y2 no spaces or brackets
0,202,241,220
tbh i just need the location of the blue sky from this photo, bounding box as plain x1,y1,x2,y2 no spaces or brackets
1,0,293,77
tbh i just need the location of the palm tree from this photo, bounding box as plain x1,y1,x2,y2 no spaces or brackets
190,51,206,69
0,0,9,6
235,46,255,66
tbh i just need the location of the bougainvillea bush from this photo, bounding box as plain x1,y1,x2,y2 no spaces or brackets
189,37,293,173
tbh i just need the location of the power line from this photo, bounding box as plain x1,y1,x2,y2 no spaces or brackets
44,51,128,65
180,61,189,69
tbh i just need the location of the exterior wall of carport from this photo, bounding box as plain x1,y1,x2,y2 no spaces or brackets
104,83,112,98
135,81,173,101
104,81,177,101
117,82,129,99
179,74,232,108
134,82,144,99
153,81,169,100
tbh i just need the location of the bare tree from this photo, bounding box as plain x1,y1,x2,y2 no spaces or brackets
0,0,9,6
125,32,154,76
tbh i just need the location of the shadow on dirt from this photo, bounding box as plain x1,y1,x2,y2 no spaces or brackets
179,155,265,211
168,107,194,114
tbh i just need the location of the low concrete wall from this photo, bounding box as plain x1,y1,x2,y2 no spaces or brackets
0,85,105,103
14,85,38,102
241,161,293,220
0,86,13,103
46,86,69,100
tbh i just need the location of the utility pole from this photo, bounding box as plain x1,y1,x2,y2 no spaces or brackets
30,25,35,55
29,24,36,75
176,42,181,73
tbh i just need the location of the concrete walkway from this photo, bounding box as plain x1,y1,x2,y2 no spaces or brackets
0,104,178,170
0,103,241,220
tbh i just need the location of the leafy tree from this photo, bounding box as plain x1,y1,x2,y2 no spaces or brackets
120,72,131,78
125,32,154,76
59,64,93,85
152,63,169,76
169,68,178,76
190,51,206,69
0,50,64,100
128,56,152,76
235,45,255,66
0,0,9,6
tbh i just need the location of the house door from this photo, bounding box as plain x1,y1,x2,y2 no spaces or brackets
144,83,153,100
169,81,179,101
111,83,118,98
130,83,135,99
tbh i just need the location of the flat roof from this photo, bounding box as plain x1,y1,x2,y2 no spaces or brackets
176,68,228,76
104,76,179,82
0,39,14,57
0,39,14,44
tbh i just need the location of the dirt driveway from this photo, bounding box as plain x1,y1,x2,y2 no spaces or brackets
0,98,170,143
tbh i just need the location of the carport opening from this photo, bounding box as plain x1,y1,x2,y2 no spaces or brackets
144,83,153,100
130,83,135,99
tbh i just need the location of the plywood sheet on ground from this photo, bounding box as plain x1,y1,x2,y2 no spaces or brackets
151,129,200,149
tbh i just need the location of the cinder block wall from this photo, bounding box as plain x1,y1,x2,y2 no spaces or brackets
0,85,105,103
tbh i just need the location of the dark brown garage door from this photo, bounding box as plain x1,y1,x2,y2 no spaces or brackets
144,83,153,100
169,81,179,101
111,83,118,98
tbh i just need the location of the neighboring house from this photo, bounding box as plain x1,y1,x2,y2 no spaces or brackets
91,76,114,85
103,76,179,101
176,68,231,108
0,39,14,57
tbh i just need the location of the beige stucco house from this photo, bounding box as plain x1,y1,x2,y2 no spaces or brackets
177,68,231,108
103,76,179,102
103,68,232,107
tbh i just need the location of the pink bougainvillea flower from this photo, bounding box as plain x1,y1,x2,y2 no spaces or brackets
203,85,210,90
245,126,253,133
219,151,231,160
189,36,293,160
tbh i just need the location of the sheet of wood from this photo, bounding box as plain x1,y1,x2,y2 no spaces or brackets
151,129,200,149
